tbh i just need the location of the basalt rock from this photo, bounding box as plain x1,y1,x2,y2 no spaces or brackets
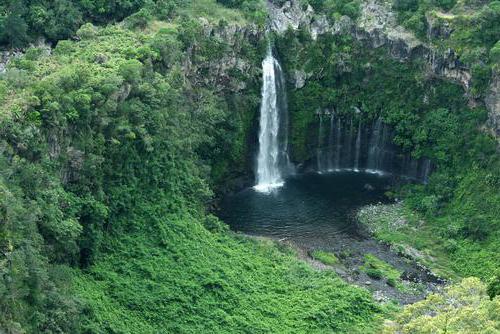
0,50,23,73
184,19,264,93
485,71,500,139
1,41,51,73
269,0,471,90
266,0,499,137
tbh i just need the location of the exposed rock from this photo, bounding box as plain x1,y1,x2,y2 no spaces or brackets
426,13,454,40
364,183,375,191
267,0,314,33
269,0,472,91
485,71,500,139
185,21,263,92
356,0,471,90
373,290,389,302
311,15,332,40
292,69,311,89
1,41,51,73
0,50,22,73
267,0,487,134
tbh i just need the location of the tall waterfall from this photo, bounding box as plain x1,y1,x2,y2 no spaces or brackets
255,45,291,192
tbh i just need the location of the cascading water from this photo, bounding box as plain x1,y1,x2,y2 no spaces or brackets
327,111,335,171
317,112,324,173
367,117,382,173
254,44,291,192
335,117,342,170
354,121,362,171
313,110,433,182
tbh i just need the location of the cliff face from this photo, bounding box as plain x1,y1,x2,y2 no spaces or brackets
0,50,22,73
267,0,499,139
486,72,500,138
185,19,264,93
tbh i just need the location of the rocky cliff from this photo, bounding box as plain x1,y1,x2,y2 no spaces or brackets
267,0,499,139
186,19,264,93
486,71,500,138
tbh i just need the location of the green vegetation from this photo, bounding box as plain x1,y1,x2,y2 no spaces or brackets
307,0,362,19
1,0,499,332
75,219,382,333
0,0,266,48
276,24,499,285
0,4,384,333
361,254,403,287
358,201,500,281
392,0,500,96
383,277,500,334
311,249,340,265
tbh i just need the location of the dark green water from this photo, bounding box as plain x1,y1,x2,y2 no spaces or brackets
220,171,392,244
219,171,442,304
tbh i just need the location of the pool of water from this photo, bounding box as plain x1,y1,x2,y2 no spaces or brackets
219,171,442,304
219,171,392,246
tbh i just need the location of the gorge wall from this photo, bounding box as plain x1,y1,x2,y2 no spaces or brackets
312,111,432,182
267,0,500,141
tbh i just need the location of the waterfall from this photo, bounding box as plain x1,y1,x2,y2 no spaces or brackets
335,117,342,170
311,111,433,183
354,121,361,171
367,117,383,173
317,113,324,173
421,159,432,184
345,118,354,169
327,111,335,171
255,45,290,192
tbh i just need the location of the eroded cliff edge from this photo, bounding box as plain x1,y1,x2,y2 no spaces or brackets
267,0,500,139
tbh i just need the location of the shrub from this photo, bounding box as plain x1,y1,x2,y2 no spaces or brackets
487,274,500,299
310,250,339,265
387,277,397,287
384,278,500,333
366,268,384,279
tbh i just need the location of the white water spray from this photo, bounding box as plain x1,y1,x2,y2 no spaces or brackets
255,45,290,192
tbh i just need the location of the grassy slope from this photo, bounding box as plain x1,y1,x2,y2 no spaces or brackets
0,3,385,330
74,212,382,333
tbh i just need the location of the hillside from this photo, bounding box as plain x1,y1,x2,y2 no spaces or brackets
0,0,499,333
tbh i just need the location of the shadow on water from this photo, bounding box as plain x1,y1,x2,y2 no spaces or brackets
219,171,443,304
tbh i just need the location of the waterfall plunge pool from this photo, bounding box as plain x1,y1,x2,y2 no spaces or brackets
222,171,390,242
218,171,443,304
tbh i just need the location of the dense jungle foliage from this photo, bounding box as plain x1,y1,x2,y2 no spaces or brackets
0,1,383,333
0,0,499,333
0,0,266,48
276,26,499,281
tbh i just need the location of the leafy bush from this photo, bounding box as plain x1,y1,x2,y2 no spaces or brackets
311,249,340,265
366,268,384,280
383,278,500,333
387,277,397,287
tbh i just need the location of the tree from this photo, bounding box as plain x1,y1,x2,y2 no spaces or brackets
383,277,500,334
3,2,29,48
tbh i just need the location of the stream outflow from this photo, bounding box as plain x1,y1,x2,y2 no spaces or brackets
221,171,443,304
